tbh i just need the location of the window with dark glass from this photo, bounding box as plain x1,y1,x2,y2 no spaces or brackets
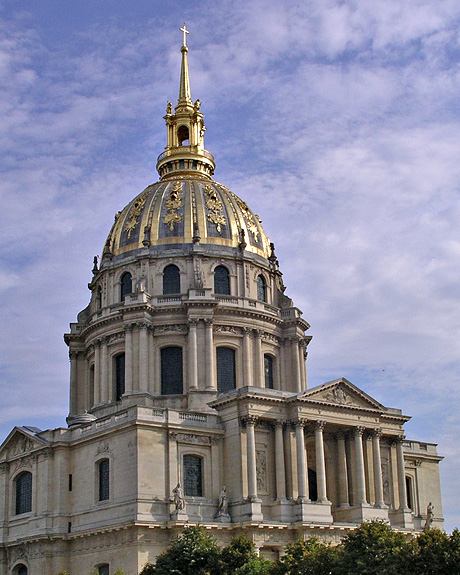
163,264,180,294
17,565,28,575
264,355,274,389
161,347,183,395
98,565,110,575
257,274,267,302
115,353,125,401
98,459,109,501
120,272,132,302
406,476,413,511
217,347,236,394
183,455,203,497
15,471,32,515
214,265,230,295
308,468,318,501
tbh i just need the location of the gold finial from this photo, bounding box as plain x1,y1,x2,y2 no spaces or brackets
180,24,189,47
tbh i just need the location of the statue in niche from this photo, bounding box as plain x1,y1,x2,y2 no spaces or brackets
172,483,185,511
218,486,228,515
425,502,434,530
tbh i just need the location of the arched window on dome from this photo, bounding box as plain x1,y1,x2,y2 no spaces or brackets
15,471,32,515
161,346,183,395
178,125,190,146
183,454,203,497
214,265,230,295
216,347,236,394
120,272,132,302
257,274,267,302
264,354,274,389
14,564,28,575
97,564,109,575
114,353,125,401
163,264,180,295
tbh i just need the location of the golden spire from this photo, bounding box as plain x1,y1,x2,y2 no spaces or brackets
156,26,215,180
178,24,192,105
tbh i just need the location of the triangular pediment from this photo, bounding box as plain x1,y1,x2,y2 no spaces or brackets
0,426,48,460
297,378,386,411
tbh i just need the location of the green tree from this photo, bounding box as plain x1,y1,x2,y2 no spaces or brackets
139,525,219,575
217,535,271,575
403,528,460,575
271,537,339,575
337,519,408,575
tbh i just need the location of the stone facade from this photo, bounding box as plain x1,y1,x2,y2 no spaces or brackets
0,31,443,575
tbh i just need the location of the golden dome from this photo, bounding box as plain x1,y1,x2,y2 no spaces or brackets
102,32,271,263
102,176,271,260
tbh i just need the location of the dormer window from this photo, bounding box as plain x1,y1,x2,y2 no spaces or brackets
177,125,189,145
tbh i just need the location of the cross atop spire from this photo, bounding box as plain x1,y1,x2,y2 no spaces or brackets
180,24,189,47
178,24,192,104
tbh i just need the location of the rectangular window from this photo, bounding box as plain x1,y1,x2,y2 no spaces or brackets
183,455,203,497
15,471,32,515
115,353,125,400
99,459,109,501
264,355,274,389
161,347,183,395
68,474,73,491
217,347,236,394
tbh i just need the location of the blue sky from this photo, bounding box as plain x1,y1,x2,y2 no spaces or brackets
1,1,460,531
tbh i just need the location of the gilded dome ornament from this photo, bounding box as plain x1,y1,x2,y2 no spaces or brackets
163,181,184,230
125,188,150,238
204,183,226,233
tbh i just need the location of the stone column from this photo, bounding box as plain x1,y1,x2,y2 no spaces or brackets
69,351,78,415
354,426,367,505
337,432,349,507
315,421,328,502
244,416,259,501
254,330,263,387
100,337,108,402
396,436,408,510
372,429,385,508
138,322,148,392
124,324,133,394
148,326,155,394
94,340,101,405
299,340,307,391
291,337,301,393
188,319,198,390
242,327,253,387
274,421,287,501
205,318,215,391
295,419,309,501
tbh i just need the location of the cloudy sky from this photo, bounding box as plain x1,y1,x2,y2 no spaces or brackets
1,0,460,531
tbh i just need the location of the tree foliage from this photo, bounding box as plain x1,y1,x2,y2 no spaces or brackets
271,537,339,575
139,526,219,575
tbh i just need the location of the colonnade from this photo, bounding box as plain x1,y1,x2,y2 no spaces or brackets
73,319,310,411
241,418,408,513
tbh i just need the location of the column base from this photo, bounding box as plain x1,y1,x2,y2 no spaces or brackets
231,500,263,522
390,508,414,529
295,500,333,523
272,499,292,522
334,504,389,524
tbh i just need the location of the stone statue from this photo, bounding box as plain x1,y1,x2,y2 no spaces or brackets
218,486,228,514
172,483,185,511
425,502,434,530
166,101,172,115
